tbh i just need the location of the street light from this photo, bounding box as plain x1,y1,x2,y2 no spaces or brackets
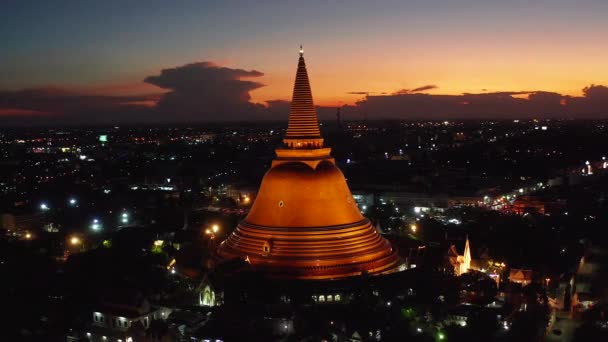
121,212,129,224
410,224,418,233
212,224,219,233
70,236,81,245
90,218,101,231
40,203,50,211
68,198,77,206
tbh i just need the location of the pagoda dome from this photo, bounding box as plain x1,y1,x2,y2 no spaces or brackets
246,161,364,228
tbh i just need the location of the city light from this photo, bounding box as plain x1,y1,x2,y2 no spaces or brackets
212,224,219,233
70,236,81,245
40,203,50,211
68,198,77,206
410,224,417,233
90,219,101,231
25,232,32,240
121,212,129,224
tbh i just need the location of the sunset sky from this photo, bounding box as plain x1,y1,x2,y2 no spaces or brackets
2,0,608,123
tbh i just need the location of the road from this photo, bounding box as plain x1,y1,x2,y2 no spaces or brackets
545,282,580,341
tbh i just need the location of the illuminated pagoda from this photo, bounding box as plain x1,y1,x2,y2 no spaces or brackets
215,46,401,279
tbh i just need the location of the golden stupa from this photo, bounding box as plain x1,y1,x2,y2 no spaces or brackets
215,46,401,279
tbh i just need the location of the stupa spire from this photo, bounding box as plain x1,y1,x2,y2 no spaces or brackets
283,45,323,149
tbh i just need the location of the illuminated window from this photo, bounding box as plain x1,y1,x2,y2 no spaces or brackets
327,295,333,302
335,294,341,302
319,295,325,302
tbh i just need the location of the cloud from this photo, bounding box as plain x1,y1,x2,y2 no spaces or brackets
143,62,266,121
2,60,608,124
392,85,438,95
0,62,271,124
411,85,438,92
355,86,608,119
0,87,156,125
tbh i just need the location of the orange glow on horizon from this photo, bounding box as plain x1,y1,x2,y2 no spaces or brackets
0,108,52,117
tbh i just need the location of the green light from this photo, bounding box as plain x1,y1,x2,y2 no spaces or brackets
438,332,445,340
99,135,108,142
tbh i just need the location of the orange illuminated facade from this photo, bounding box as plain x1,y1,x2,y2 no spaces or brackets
215,47,401,279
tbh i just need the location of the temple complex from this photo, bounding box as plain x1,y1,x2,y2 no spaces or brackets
214,47,401,279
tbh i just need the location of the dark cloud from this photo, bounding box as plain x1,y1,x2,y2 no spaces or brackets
392,85,438,95
0,62,271,125
0,87,156,125
411,85,438,93
353,85,608,119
2,60,608,125
143,62,266,121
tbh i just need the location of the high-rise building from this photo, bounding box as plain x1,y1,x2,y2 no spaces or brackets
215,47,401,279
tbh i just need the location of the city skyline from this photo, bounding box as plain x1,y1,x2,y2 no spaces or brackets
2,0,608,123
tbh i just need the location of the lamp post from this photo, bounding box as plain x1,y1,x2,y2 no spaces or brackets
410,224,418,234
120,212,129,225
68,235,84,254
205,224,221,248
90,218,102,232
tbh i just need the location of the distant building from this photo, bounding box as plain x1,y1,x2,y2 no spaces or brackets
508,269,533,286
570,245,608,318
511,195,566,215
448,237,472,276
448,238,505,284
66,290,172,342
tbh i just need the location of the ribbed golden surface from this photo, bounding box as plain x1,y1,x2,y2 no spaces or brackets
284,55,322,145
215,162,401,279
213,49,401,279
